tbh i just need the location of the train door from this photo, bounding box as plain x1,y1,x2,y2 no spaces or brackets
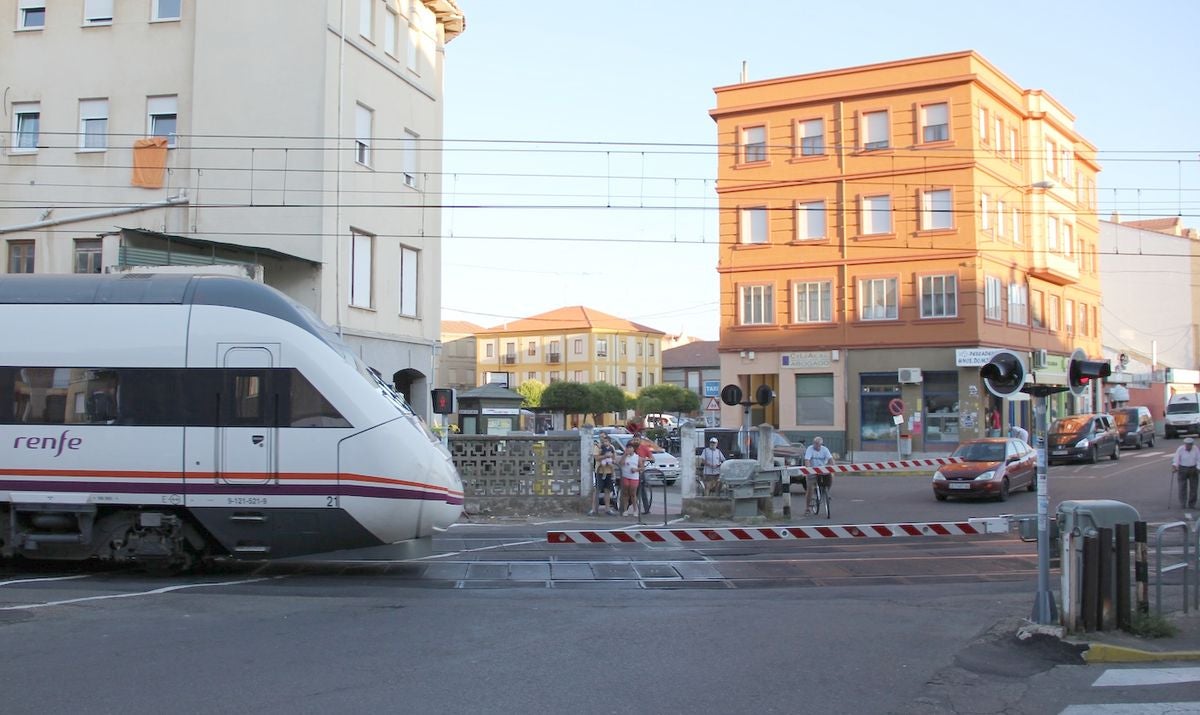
219,345,277,485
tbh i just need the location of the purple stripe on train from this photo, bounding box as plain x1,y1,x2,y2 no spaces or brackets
0,479,464,505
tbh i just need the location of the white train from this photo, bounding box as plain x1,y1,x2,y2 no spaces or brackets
0,273,463,570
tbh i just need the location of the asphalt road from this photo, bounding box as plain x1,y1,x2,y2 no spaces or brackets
0,444,1193,714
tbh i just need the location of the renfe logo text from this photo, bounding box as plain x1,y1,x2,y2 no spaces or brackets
13,430,82,458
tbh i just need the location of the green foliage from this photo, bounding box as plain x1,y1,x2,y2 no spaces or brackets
635,384,700,416
540,381,593,417
586,381,626,418
516,379,546,408
1127,612,1178,638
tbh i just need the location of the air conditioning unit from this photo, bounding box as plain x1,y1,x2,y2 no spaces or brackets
1031,349,1049,369
898,368,923,384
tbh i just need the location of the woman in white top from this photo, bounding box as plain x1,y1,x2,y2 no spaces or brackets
618,442,644,517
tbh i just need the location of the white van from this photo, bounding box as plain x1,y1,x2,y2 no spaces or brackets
1165,393,1200,438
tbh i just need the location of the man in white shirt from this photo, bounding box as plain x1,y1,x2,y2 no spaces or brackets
699,437,725,497
1172,437,1200,509
803,436,834,515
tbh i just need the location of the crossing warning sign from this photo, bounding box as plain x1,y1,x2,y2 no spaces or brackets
705,397,721,411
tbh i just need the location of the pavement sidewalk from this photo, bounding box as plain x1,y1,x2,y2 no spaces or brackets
1064,609,1200,663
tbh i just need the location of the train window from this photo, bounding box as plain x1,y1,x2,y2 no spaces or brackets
288,372,349,428
0,367,349,428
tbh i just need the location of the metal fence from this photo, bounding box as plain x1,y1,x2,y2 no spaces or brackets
449,434,586,516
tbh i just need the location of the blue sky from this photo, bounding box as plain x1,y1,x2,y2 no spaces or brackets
440,1,1199,340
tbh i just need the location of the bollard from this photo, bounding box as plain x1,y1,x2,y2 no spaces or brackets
1082,533,1099,632
1135,521,1149,615
1116,522,1131,631
1098,526,1114,631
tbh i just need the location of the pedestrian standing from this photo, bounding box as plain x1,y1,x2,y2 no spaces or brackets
591,433,618,516
700,437,725,496
1172,437,1200,509
618,442,644,517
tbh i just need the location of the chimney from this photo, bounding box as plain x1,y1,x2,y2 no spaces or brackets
740,60,748,83
1109,211,1121,223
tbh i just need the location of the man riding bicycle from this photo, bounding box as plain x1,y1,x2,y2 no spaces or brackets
803,436,834,516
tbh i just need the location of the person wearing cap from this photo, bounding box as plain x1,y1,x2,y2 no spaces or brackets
803,436,835,516
700,437,725,497
1172,436,1200,509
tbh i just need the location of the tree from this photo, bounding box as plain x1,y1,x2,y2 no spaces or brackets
635,384,700,418
540,381,593,425
515,379,545,408
586,381,626,424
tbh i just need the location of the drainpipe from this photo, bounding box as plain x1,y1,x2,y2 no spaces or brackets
0,195,189,235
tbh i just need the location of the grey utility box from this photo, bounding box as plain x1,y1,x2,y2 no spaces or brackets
720,459,772,517
1056,499,1141,538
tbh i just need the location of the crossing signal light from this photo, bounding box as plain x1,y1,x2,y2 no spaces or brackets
755,384,775,406
979,350,1027,398
431,388,456,414
1067,348,1111,397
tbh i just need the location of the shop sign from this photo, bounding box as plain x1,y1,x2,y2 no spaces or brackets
955,348,1002,367
781,351,832,369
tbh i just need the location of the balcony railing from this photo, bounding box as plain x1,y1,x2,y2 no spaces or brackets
547,353,561,364
504,355,516,364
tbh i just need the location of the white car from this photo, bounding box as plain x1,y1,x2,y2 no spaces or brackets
604,433,680,486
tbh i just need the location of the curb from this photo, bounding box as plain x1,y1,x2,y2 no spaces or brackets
1084,642,1200,663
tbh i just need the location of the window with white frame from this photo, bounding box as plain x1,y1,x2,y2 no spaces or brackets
147,95,177,147
741,125,766,163
797,118,824,156
350,230,373,308
793,280,832,323
862,110,889,150
921,103,949,143
354,103,372,166
978,107,988,143
1031,289,1045,328
12,103,40,151
18,0,45,28
485,343,494,358
985,276,1003,320
398,245,418,317
980,193,991,230
920,275,957,318
1009,128,1019,162
596,338,607,358
1078,302,1089,336
1048,294,1060,331
358,0,373,39
401,129,419,188
859,277,897,321
1047,215,1059,252
739,284,774,325
1063,223,1073,257
861,195,891,235
526,341,536,356
740,206,768,244
574,338,583,355
1064,298,1075,334
921,189,952,230
993,117,1003,153
83,0,113,24
78,99,108,150
152,0,181,21
995,200,1006,238
795,200,825,240
1044,138,1057,175
384,5,399,56
1008,282,1028,325
1011,207,1021,244
9,240,35,273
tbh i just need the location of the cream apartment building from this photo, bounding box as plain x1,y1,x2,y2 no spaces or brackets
1,0,464,415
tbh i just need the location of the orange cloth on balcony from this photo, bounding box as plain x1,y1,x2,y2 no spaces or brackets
131,137,169,188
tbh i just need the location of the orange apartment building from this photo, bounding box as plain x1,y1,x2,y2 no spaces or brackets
709,51,1102,454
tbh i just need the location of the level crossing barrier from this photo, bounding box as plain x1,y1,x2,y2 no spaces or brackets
547,518,1012,545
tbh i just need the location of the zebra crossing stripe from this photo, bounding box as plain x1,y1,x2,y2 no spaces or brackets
1093,666,1200,687
1060,705,1200,714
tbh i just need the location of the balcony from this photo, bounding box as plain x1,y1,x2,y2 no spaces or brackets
1028,249,1080,286
503,355,516,365
547,352,561,364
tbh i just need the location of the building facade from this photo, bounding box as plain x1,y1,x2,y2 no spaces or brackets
1099,218,1200,417
1,0,465,417
438,319,482,397
662,340,721,426
709,51,1102,453
474,306,664,396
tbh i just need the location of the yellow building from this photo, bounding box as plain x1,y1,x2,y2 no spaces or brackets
474,306,665,396
709,51,1102,452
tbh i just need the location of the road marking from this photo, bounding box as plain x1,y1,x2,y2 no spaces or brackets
416,539,541,560
0,576,281,611
1093,666,1200,687
0,574,92,588
1060,705,1200,714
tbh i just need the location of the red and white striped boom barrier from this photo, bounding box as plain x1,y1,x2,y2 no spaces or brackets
547,519,1010,545
790,457,962,477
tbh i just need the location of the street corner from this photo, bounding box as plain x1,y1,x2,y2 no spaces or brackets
1079,612,1200,664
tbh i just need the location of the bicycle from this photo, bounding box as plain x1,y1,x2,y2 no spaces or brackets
806,473,832,519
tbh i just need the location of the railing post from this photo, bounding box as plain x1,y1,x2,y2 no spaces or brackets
1098,526,1114,630
1116,522,1131,631
1082,533,1099,631
1135,521,1148,616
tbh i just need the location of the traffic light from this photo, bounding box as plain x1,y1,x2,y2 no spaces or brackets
720,384,743,406
979,350,1027,398
430,388,456,414
1067,348,1111,397
755,384,774,406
